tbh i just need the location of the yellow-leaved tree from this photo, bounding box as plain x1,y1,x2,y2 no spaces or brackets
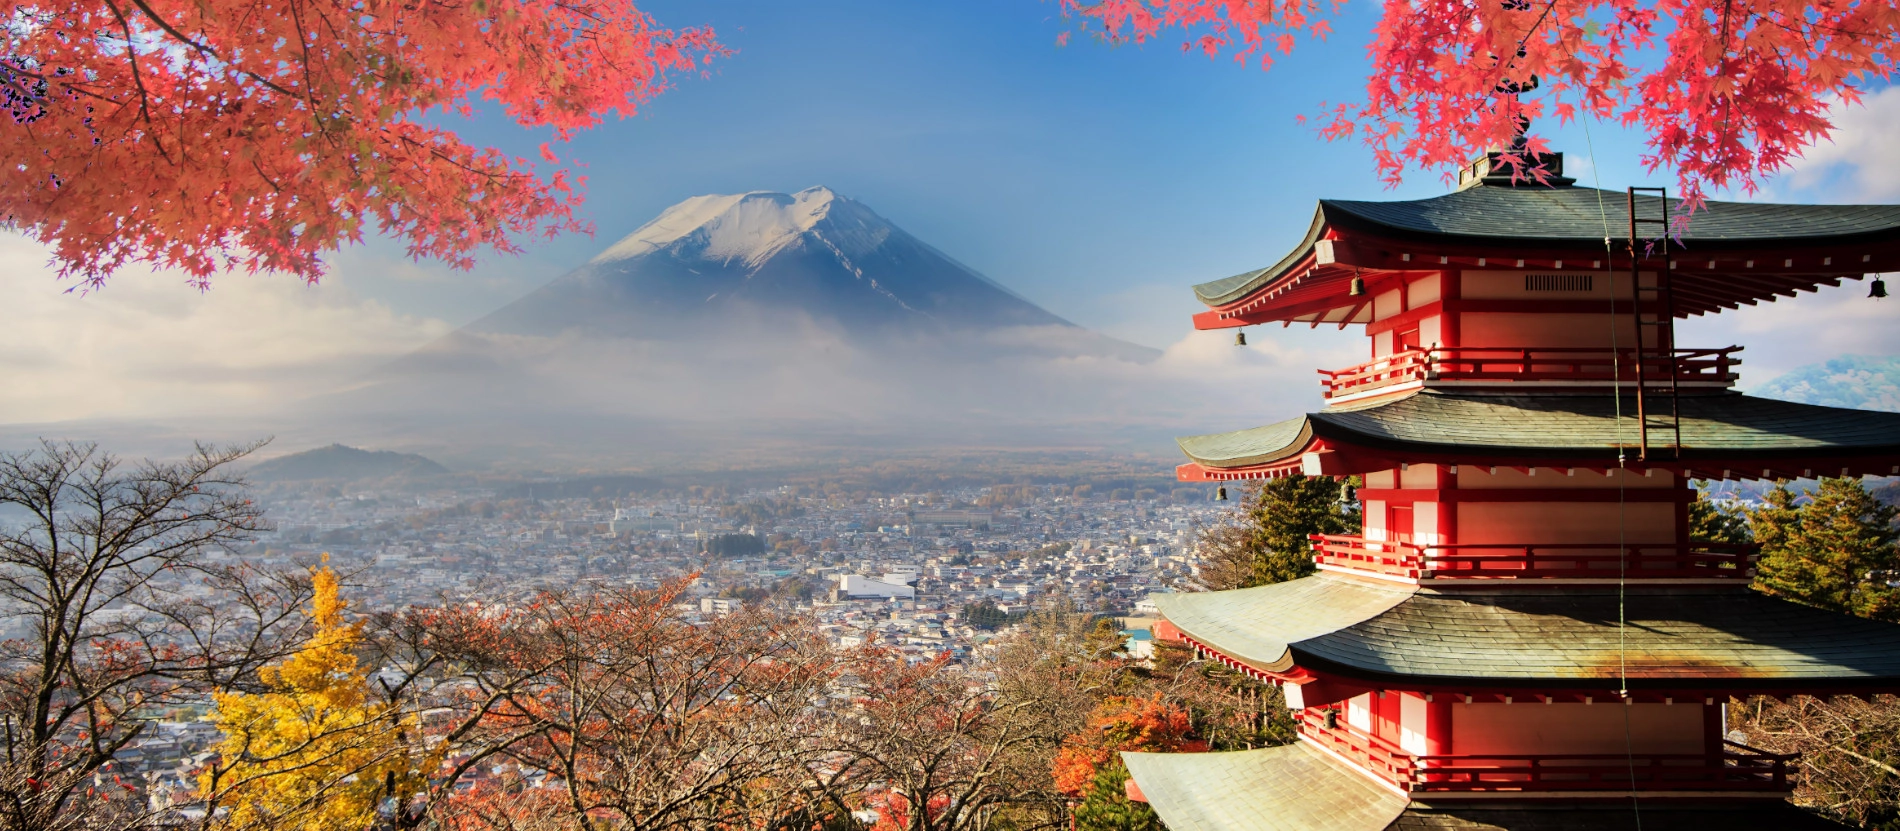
202,562,433,830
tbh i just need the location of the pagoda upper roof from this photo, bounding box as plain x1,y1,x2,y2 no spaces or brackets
1122,743,1407,831
1192,182,1900,317
1156,574,1900,691
1176,390,1900,480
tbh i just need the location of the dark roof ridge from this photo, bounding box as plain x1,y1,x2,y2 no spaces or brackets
1177,390,1900,471
1192,187,1900,307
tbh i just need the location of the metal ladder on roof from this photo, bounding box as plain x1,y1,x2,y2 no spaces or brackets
1626,187,1682,462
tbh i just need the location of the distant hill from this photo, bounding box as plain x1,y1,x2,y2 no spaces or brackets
1756,355,1900,412
249,444,448,482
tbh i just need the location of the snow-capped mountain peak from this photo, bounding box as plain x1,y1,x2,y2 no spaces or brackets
591,186,868,270
476,186,1080,339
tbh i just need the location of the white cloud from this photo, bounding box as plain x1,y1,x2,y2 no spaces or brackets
1676,279,1900,388
1774,87,1900,201
0,234,453,424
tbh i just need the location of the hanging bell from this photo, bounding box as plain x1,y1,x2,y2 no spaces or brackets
1872,278,1889,299
1215,486,1228,501
1349,276,1366,297
1235,330,1247,347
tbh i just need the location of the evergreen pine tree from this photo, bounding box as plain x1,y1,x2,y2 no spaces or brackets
1751,478,1900,622
1072,765,1162,831
1193,475,1362,589
1247,474,1362,586
1688,483,1754,545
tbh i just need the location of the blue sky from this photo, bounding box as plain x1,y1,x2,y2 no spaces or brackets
4,0,1894,426
349,0,1677,345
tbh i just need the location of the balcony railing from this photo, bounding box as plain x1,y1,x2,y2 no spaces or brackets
1299,711,1794,794
1297,709,1415,788
1413,742,1794,793
1310,535,1760,580
1318,346,1742,400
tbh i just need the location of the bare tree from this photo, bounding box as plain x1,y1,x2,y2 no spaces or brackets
368,581,847,831
1734,694,1900,828
0,440,311,831
811,606,1137,831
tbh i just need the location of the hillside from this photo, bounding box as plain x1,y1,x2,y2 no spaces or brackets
249,444,448,482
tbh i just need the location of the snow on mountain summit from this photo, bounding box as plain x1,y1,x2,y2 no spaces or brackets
591,186,880,270
467,185,1100,340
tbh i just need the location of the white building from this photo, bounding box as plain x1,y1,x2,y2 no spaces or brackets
700,597,743,616
834,574,916,600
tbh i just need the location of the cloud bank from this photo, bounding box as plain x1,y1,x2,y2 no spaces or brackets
0,234,452,425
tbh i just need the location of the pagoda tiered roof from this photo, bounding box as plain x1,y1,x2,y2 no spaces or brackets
1156,575,1900,695
1191,183,1900,325
1175,390,1900,481
1145,161,1900,826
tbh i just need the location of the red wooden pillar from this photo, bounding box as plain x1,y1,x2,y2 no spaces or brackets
1436,464,1457,548
1442,270,1462,349
1426,696,1453,755
1675,476,1693,547
1703,700,1725,758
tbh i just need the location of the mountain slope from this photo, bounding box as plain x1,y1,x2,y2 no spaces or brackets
470,187,1075,339
326,187,1183,454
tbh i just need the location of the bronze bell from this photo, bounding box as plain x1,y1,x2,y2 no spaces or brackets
1235,330,1247,346
1349,276,1366,296
1873,278,1889,299
1215,486,1228,501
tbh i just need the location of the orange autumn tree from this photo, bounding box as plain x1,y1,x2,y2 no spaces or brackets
1055,696,1200,831
1058,0,1900,207
0,0,722,287
1053,696,1200,798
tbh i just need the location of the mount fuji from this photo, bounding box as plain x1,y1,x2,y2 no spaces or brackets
469,186,1093,340
327,188,1184,461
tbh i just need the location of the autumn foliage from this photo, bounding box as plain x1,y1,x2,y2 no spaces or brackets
1059,0,1900,206
1051,696,1199,797
204,563,431,831
0,0,721,285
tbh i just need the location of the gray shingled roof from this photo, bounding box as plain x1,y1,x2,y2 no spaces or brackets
1193,185,1900,305
1152,575,1413,672
1387,802,1850,830
1175,391,1900,469
1159,576,1900,688
1124,744,1407,831
1328,187,1900,246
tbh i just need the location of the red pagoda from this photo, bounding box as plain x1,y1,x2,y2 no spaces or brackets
1122,151,1900,830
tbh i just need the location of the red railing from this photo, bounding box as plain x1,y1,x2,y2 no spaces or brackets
1318,346,1742,399
1311,535,1759,580
1298,709,1415,788
1299,711,1793,793
1413,742,1793,792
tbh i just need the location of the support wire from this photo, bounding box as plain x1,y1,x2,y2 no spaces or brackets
1580,112,1643,831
